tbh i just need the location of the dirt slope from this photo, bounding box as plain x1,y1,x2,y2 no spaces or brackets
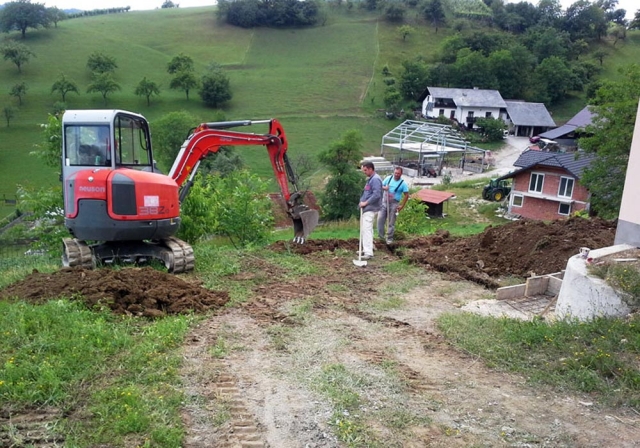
3,217,637,447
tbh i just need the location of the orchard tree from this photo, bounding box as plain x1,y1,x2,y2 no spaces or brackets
579,64,640,219
318,130,364,220
169,70,198,100
397,25,414,41
199,63,232,108
4,106,16,127
0,1,49,38
0,41,35,73
9,81,27,105
151,110,202,171
134,77,161,106
167,53,194,74
423,0,446,32
86,73,121,105
86,52,118,74
51,74,79,102
47,6,66,27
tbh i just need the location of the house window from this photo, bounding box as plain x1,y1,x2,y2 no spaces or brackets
529,173,544,193
439,109,445,116
558,202,571,216
485,112,492,118
558,177,574,198
512,194,523,207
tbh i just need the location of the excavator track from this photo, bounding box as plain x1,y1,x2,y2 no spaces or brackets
62,238,96,269
162,237,195,274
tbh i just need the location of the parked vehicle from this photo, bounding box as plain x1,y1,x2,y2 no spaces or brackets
482,178,511,202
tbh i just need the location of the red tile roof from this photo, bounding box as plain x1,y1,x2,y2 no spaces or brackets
412,189,456,205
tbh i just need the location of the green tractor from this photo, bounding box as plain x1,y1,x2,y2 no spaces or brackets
482,178,511,202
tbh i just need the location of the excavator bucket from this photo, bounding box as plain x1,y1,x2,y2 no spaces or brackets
293,208,319,243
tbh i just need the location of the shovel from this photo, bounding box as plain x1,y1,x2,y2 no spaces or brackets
353,207,367,267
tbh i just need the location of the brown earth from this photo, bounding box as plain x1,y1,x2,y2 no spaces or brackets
3,217,638,448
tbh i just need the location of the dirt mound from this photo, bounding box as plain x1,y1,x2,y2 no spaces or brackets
406,217,616,287
0,267,229,318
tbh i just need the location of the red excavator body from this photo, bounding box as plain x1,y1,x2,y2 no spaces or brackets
61,109,318,272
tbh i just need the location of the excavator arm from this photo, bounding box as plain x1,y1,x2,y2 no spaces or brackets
168,119,318,242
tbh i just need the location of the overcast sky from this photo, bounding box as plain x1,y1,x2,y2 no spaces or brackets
40,0,636,18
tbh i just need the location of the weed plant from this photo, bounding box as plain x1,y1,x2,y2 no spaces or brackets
589,262,640,309
437,313,640,409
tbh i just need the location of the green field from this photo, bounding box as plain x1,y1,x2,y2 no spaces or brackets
1,6,639,203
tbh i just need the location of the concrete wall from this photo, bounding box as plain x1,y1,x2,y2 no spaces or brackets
556,245,634,320
615,101,640,247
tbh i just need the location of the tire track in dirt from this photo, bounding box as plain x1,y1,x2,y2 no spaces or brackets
180,318,267,448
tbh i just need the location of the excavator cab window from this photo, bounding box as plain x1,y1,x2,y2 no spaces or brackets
114,114,152,169
64,125,111,167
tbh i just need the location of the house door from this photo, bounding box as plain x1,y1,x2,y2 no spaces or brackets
450,111,455,120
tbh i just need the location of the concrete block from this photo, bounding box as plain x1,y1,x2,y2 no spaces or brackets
524,275,549,296
496,284,526,300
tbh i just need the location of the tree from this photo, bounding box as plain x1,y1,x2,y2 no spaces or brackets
4,106,16,127
0,41,35,73
86,52,118,74
397,25,414,41
47,6,66,27
384,2,406,22
199,64,232,108
532,56,572,104
629,10,640,30
9,81,27,105
609,25,626,46
317,130,364,220
151,110,203,171
579,65,640,219
162,0,178,8
475,117,506,142
167,53,194,74
0,1,49,38
423,0,446,32
592,49,607,66
399,58,429,100
134,77,161,106
170,71,199,100
561,0,608,41
51,74,79,102
86,73,121,105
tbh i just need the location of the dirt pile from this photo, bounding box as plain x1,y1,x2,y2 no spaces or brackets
0,218,618,314
0,266,229,317
406,217,616,287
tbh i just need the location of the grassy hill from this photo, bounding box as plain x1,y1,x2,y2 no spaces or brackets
0,6,639,207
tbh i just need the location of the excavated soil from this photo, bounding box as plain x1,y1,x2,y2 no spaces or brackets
0,266,230,317
2,216,638,448
0,217,616,317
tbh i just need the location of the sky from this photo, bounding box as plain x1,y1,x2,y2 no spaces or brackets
39,0,637,18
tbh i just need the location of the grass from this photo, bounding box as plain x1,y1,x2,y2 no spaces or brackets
0,298,197,446
437,313,640,409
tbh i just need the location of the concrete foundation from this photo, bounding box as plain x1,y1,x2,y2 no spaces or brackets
614,218,640,247
555,245,634,321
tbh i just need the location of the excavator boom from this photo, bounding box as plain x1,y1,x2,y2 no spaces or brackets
169,118,318,242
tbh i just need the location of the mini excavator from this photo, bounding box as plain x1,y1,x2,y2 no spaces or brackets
61,109,318,273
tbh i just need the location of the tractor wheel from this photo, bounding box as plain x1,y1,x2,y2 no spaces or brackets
492,190,504,201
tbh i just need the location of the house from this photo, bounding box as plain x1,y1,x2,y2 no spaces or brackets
538,106,594,150
418,87,555,135
419,87,507,130
503,101,556,138
501,150,596,220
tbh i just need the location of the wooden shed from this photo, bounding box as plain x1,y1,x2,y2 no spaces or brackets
412,189,456,218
